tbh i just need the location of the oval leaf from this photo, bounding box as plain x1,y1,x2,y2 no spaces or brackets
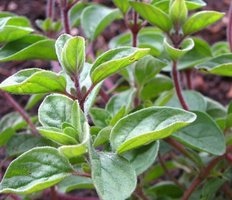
172,111,226,155
81,5,122,41
183,11,224,35
0,147,73,194
90,47,150,84
0,69,66,94
130,2,172,32
110,106,196,154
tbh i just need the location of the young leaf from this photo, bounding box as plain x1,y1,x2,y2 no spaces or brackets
164,38,194,60
38,94,73,129
93,126,112,147
90,47,150,84
59,122,90,158
169,0,188,26
123,141,160,175
130,2,172,32
196,53,232,76
113,0,130,14
0,69,66,94
0,147,73,194
172,111,226,155
81,5,122,41
0,35,57,62
89,108,110,128
110,106,196,154
89,148,137,200
183,11,224,35
61,36,85,76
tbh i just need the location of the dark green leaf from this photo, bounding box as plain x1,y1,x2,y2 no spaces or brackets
113,0,130,14
110,106,196,153
93,126,112,147
69,2,88,27
89,108,110,128
0,147,73,194
172,111,226,155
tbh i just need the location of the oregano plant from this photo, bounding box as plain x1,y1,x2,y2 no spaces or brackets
0,0,231,199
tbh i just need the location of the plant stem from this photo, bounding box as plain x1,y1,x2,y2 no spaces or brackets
132,9,139,47
50,186,58,200
0,90,38,136
172,60,189,110
158,154,185,190
181,156,224,200
59,0,71,34
99,89,110,103
72,75,83,100
185,69,193,90
72,171,91,178
80,84,95,111
227,0,232,51
134,185,150,200
46,0,55,19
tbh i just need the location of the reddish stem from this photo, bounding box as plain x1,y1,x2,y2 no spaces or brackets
80,84,95,111
50,186,58,200
172,61,189,110
185,69,193,90
0,90,38,136
72,171,91,178
181,156,224,200
46,0,55,19
227,0,232,51
59,0,71,34
99,89,110,103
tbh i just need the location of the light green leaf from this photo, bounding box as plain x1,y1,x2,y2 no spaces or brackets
37,127,78,145
0,35,57,62
91,47,150,84
0,147,73,194
38,94,73,129
89,108,110,128
61,36,85,76
196,53,232,76
110,106,196,154
81,5,122,41
113,0,130,14
89,148,137,200
169,0,188,26
164,38,194,60
123,141,159,175
0,69,66,94
0,16,33,43
58,175,93,193
93,126,112,147
130,2,172,32
59,122,90,158
211,42,230,56
6,134,52,156
25,94,45,110
140,75,173,100
135,55,167,86
205,97,227,119
106,89,136,117
166,90,207,111
183,11,224,35
172,111,226,155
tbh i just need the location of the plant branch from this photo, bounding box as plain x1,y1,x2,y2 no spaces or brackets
80,84,95,111
172,60,189,110
0,90,38,136
181,156,224,200
46,0,55,19
59,0,71,34
158,154,185,190
227,0,232,51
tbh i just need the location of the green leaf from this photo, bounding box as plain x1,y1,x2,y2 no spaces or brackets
130,2,172,32
196,53,232,76
109,28,164,57
169,0,188,26
59,122,90,158
172,111,226,155
37,127,78,145
113,0,130,14
110,106,196,154
0,69,66,94
93,126,112,147
58,175,93,193
106,89,136,117
0,35,57,62
166,90,207,111
186,0,206,10
164,38,195,60
25,94,45,110
55,34,71,65
183,11,224,35
89,108,110,128
0,147,73,194
38,94,73,129
69,2,88,27
81,5,122,41
123,141,159,175
0,16,33,43
6,134,52,156
205,97,227,119
211,42,230,56
89,149,137,200
140,75,173,100
90,47,150,84
134,55,167,86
